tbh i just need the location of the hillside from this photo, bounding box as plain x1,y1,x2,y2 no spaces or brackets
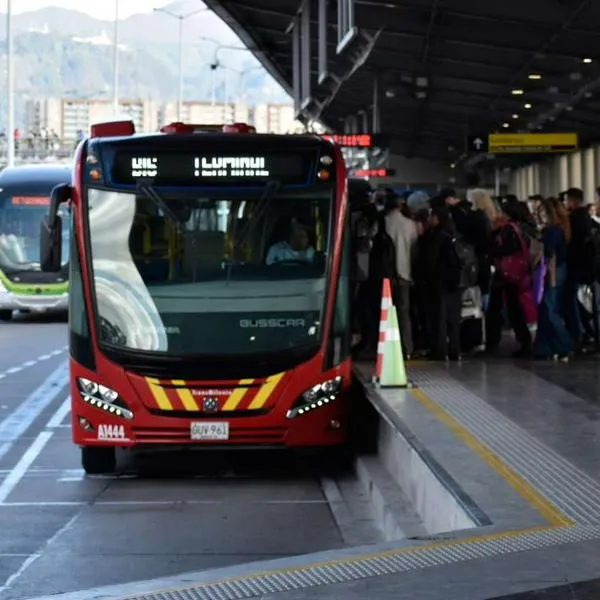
0,1,290,127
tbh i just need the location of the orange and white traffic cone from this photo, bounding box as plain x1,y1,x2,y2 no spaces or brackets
373,278,410,388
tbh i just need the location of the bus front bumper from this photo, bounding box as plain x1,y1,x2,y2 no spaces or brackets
0,290,69,312
73,400,347,449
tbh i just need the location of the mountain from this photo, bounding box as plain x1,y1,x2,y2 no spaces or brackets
0,1,290,126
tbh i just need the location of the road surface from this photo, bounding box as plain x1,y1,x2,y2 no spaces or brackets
0,313,379,599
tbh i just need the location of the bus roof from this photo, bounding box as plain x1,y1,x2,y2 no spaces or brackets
88,132,332,152
0,163,72,190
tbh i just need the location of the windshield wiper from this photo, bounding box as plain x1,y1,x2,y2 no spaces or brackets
236,179,281,247
136,180,181,224
226,179,281,284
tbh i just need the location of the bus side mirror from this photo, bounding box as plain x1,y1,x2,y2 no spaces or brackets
40,183,71,272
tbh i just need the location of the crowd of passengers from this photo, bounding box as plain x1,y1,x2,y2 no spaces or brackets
351,185,600,363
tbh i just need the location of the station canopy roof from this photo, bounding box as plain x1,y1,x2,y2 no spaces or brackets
204,0,600,162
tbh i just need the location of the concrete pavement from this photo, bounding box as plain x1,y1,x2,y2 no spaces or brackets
0,314,381,599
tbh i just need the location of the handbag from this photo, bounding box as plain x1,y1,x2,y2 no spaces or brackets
495,223,531,285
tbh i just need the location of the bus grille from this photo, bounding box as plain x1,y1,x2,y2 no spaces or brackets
148,409,269,419
132,426,287,444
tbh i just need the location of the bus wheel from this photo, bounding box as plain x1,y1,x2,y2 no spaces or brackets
0,310,12,322
81,447,116,475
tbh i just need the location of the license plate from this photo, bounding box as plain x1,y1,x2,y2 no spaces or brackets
190,421,229,441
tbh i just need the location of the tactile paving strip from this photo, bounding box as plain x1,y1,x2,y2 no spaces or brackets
117,524,600,600
408,367,600,524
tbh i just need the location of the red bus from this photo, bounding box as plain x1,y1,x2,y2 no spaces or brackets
40,120,353,474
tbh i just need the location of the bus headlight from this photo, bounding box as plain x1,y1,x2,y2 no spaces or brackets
286,376,343,419
77,377,133,420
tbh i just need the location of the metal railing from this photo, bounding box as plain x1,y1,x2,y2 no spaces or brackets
0,138,75,166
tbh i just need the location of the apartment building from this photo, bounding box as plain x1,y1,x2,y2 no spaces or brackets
24,98,159,141
159,102,251,127
251,104,300,134
24,98,299,139
154,102,301,133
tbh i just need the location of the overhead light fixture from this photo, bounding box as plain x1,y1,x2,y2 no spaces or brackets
528,74,542,80
524,103,532,109
511,89,524,95
502,122,510,128
585,92,593,98
512,114,519,119
450,163,456,169
566,105,573,111
583,58,593,64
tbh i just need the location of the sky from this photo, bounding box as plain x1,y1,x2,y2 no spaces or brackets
5,1,175,20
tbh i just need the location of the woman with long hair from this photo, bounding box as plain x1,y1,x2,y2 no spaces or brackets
468,188,497,305
534,197,574,361
487,202,536,357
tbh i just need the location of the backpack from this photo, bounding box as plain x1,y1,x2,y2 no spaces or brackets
350,210,374,283
494,222,531,286
369,214,397,282
445,234,479,290
581,224,600,284
518,223,544,268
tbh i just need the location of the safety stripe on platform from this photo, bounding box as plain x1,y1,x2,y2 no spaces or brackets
408,367,600,525
410,388,572,527
100,524,600,600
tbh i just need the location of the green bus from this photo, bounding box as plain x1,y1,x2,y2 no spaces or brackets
0,163,71,320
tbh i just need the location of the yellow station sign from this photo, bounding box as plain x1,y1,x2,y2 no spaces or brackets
489,133,578,154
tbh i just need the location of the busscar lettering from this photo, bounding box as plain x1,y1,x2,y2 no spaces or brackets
240,319,306,329
97,424,127,441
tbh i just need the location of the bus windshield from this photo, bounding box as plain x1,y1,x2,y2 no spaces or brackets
0,195,69,272
86,187,333,356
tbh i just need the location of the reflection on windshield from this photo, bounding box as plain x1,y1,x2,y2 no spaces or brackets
0,197,69,271
87,188,332,355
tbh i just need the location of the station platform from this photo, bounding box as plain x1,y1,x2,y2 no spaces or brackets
28,357,600,600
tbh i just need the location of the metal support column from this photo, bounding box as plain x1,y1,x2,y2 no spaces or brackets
583,147,595,204
518,169,527,200
508,170,518,195
177,17,184,121
569,151,583,191
372,76,379,133
360,110,368,132
532,163,541,195
494,166,500,198
318,0,328,84
559,154,570,192
300,0,311,108
112,0,120,115
6,0,15,167
526,165,535,197
539,162,551,197
337,0,357,54
291,17,301,114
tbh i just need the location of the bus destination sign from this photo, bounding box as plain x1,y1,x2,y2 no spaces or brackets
11,196,51,206
111,151,311,185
